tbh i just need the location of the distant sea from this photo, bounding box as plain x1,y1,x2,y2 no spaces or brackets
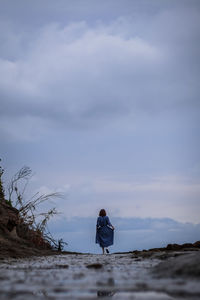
48,217,200,253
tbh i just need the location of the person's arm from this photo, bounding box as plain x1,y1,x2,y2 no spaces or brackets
107,216,115,230
96,217,101,229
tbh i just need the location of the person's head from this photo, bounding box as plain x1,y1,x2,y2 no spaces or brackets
99,209,106,217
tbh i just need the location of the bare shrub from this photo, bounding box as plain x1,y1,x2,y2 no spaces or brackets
6,165,65,250
0,158,5,202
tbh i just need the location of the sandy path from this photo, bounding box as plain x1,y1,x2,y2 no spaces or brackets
0,253,200,299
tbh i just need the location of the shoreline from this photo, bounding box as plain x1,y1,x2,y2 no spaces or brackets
1,239,199,260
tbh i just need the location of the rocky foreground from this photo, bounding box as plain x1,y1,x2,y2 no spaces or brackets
0,249,200,300
1,200,200,299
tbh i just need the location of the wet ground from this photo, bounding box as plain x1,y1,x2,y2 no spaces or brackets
0,253,200,300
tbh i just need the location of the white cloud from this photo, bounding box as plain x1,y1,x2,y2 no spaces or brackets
0,16,192,140
44,173,200,223
92,176,200,194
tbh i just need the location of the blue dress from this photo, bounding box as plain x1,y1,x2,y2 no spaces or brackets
95,216,114,247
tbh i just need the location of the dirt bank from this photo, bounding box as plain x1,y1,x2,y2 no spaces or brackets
0,200,78,259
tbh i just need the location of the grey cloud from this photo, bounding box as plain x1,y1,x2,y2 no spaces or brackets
50,216,197,233
48,216,200,252
0,0,179,29
0,0,200,141
0,1,199,241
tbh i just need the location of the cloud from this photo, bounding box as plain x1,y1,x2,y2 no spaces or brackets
92,175,200,194
1,4,200,140
0,21,159,139
0,0,199,231
48,216,200,252
38,173,200,223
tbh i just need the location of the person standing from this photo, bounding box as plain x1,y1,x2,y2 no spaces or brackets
96,209,114,254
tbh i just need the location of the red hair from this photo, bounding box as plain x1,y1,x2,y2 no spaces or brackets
99,209,106,217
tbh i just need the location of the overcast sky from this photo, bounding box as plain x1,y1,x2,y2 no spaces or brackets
1,0,200,230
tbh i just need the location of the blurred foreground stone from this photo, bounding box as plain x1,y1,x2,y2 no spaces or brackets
0,251,200,299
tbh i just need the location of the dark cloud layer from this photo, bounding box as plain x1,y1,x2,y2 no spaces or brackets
0,1,200,138
49,216,200,253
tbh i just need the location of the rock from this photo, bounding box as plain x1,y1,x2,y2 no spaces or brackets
166,243,182,250
9,226,20,239
148,248,163,252
86,263,103,269
193,241,200,248
181,243,194,248
153,252,200,278
55,264,69,269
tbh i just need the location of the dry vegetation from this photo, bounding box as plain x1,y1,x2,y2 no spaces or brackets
0,159,67,258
